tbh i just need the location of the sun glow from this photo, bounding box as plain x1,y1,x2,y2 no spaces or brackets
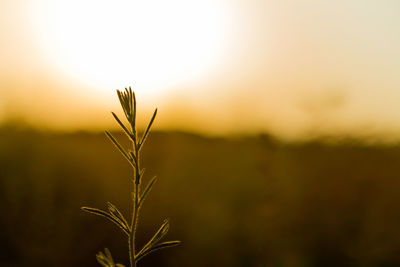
30,0,229,95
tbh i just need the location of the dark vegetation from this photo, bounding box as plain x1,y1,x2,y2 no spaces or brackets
1,125,400,266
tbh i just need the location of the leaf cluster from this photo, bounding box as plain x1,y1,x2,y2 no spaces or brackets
81,87,180,266
96,248,125,267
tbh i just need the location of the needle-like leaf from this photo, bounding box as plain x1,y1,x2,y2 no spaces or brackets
96,248,126,267
111,112,133,140
107,202,129,230
140,219,170,253
138,176,157,210
105,248,114,264
135,241,181,262
105,131,134,166
81,207,130,236
96,250,110,267
117,90,129,120
128,86,136,127
138,108,157,150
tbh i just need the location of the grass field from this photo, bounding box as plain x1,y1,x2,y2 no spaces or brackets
1,125,400,266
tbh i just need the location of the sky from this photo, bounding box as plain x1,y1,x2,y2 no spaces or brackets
1,0,400,140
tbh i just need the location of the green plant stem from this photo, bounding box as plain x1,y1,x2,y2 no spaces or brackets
129,193,138,267
129,135,141,267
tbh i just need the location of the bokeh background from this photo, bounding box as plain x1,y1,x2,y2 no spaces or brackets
1,0,400,266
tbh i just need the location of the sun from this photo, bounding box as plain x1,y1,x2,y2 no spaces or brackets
30,0,229,95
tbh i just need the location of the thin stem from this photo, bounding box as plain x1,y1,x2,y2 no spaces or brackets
129,184,139,267
129,130,141,267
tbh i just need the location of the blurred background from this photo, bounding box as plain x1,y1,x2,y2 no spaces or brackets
1,0,400,266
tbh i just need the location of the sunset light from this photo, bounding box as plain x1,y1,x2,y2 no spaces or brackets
3,1,400,267
30,0,230,94
1,1,400,137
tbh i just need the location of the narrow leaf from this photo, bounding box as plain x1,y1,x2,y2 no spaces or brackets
131,87,136,128
125,88,133,120
107,202,129,229
116,90,123,106
138,176,157,209
139,219,170,255
105,131,134,166
96,251,109,267
116,90,126,117
117,89,130,120
96,248,118,267
111,112,133,140
138,108,157,150
151,219,170,245
81,207,130,236
104,248,114,265
135,241,181,262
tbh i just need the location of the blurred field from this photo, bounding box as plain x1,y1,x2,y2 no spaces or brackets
1,125,400,266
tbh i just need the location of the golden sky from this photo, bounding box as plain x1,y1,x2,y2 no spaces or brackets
1,0,400,140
